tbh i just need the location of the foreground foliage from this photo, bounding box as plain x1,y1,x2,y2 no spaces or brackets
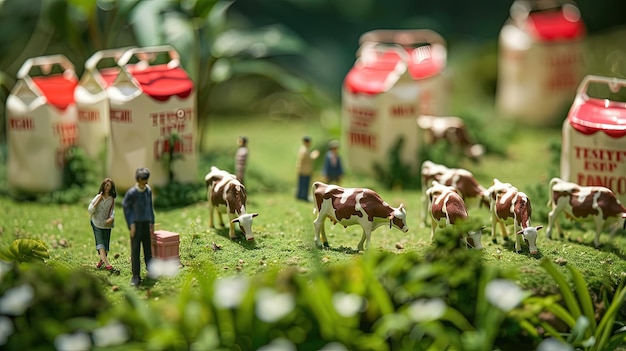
1,227,625,350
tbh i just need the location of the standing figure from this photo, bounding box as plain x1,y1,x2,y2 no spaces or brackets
322,140,344,184
88,178,117,270
295,136,319,201
235,136,249,185
122,167,155,287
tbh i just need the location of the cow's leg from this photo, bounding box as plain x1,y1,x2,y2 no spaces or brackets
313,215,328,248
228,213,237,239
593,217,604,248
421,193,429,227
513,221,522,253
547,202,565,239
208,203,215,228
358,223,373,251
490,214,498,244
430,219,437,243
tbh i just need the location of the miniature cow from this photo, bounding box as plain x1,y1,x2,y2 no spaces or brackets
312,181,408,251
420,160,489,224
489,178,542,255
426,181,483,249
547,177,626,248
205,166,258,240
417,115,484,159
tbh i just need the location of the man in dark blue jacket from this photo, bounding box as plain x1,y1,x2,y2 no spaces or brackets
122,167,155,287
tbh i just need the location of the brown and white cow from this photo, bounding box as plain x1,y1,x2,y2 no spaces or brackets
489,178,542,255
420,161,490,224
426,181,483,249
205,166,258,240
312,181,408,251
417,115,485,159
547,177,626,248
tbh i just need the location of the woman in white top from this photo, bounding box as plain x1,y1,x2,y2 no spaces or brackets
88,178,117,270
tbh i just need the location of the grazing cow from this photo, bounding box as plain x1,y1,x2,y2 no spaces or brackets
489,178,542,254
420,161,490,224
547,177,626,248
426,181,483,249
312,181,408,251
205,166,258,240
417,115,484,159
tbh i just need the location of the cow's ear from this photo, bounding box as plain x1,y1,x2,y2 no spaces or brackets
398,204,405,211
252,213,259,217
535,225,544,231
516,229,523,235
389,217,393,229
231,218,240,223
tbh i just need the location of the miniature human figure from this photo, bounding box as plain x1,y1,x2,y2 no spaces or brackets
322,140,344,184
88,178,117,271
235,136,249,185
122,167,155,287
296,136,320,201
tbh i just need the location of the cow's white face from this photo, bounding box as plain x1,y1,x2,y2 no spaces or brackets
232,213,259,240
467,229,483,250
517,226,542,255
390,205,409,233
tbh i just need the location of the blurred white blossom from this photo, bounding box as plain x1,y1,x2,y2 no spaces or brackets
318,341,349,351
0,316,14,345
537,337,574,351
0,284,34,316
92,322,129,347
257,337,296,351
147,258,180,278
213,276,249,309
54,332,91,351
332,292,366,317
255,288,294,322
0,261,12,281
486,279,525,312
408,298,446,322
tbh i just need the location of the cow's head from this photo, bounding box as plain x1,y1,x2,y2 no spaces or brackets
517,225,543,255
231,213,259,240
467,227,484,250
389,204,409,233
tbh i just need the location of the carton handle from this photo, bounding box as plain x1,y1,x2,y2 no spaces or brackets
356,42,411,69
17,54,75,79
84,47,135,71
117,45,180,68
577,75,626,99
358,29,446,48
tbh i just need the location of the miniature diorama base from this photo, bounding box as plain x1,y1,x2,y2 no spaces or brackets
151,230,180,261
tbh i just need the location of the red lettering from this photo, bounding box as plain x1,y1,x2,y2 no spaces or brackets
390,104,416,117
9,117,35,130
149,109,194,136
78,110,99,122
52,123,77,148
110,109,132,123
348,131,377,149
577,173,626,195
153,133,195,159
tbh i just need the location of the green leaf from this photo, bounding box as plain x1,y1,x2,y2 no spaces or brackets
567,316,590,344
0,239,49,263
567,264,597,334
211,25,307,58
595,280,626,350
540,259,582,320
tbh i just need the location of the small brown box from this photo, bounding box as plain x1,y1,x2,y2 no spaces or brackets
151,230,180,261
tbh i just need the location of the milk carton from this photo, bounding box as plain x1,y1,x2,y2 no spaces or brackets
342,29,448,175
561,75,626,204
6,55,78,194
496,0,586,126
107,46,198,191
75,48,133,165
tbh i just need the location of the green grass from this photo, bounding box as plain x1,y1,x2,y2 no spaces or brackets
2,113,626,308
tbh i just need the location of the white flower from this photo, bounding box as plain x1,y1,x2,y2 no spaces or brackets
0,261,13,282
0,284,34,316
148,258,180,278
213,276,249,309
0,316,14,345
485,279,525,312
332,292,366,317
92,322,129,347
54,332,91,351
255,288,294,322
257,337,296,351
537,337,574,351
408,298,446,322
318,341,349,351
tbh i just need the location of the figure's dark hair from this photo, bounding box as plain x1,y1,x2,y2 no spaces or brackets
135,167,151,181
98,178,117,199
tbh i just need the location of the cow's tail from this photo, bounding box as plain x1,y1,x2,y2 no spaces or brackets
622,211,626,230
547,177,560,208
